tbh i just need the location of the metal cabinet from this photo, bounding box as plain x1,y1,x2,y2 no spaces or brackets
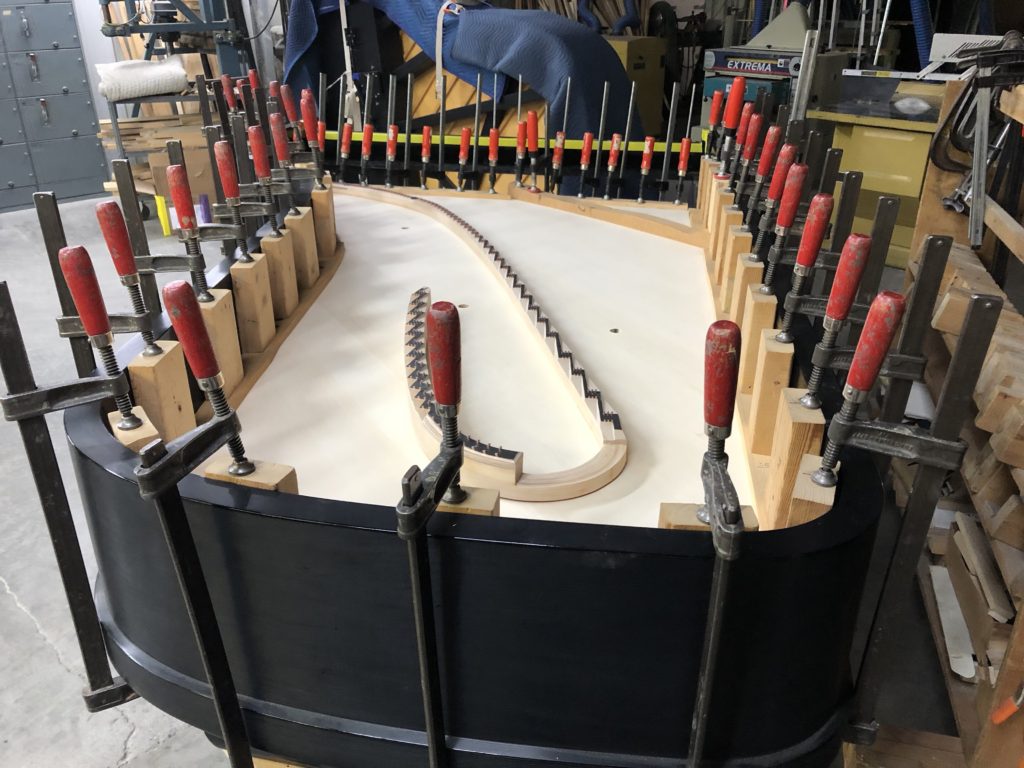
0,1,105,210
8,48,88,97
1,4,80,53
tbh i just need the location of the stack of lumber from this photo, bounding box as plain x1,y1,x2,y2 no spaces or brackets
98,114,205,154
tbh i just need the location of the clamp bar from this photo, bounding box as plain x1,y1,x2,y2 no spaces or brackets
811,347,924,381
825,416,966,469
56,312,148,339
135,253,206,274
1,372,128,422
135,412,241,498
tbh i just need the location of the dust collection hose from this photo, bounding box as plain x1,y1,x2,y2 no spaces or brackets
908,0,934,70
751,0,769,37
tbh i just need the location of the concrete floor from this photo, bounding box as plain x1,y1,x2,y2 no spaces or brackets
0,195,954,765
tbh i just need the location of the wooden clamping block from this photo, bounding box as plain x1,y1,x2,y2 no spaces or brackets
285,207,320,290
204,455,299,493
761,389,826,530
436,486,501,517
658,502,758,531
127,340,196,441
311,181,338,263
737,287,778,396
712,201,743,286
696,156,713,226
784,455,838,528
717,225,753,313
704,177,728,249
259,231,299,320
729,254,764,326
198,289,244,396
230,253,276,355
107,406,161,453
745,329,795,457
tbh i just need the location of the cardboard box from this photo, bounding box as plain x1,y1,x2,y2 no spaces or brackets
149,147,218,204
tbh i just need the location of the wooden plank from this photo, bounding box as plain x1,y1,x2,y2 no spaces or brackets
718,225,752,314
954,512,1015,623
199,289,244,397
745,329,794,456
762,389,825,529
999,84,1024,125
971,604,1024,767
230,254,276,355
126,340,196,441
843,725,966,768
983,196,1024,267
737,287,777,395
931,564,984,683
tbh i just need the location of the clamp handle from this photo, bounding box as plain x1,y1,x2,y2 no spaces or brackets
214,140,240,199
766,143,798,201
735,102,755,146
95,201,136,278
340,122,353,156
386,124,399,162
248,125,271,180
318,120,326,153
427,301,461,408
59,246,110,338
515,121,527,158
553,131,566,167
640,135,655,171
708,90,724,128
280,83,298,124
301,93,318,145
608,133,622,169
795,193,834,269
488,127,500,163
220,74,236,110
678,137,692,172
776,162,808,228
527,110,539,154
361,123,374,159
826,233,872,322
268,80,280,100
459,126,471,163
704,320,741,432
742,112,765,162
756,125,782,177
847,291,906,393
163,280,220,381
581,131,594,167
247,68,260,92
166,164,197,229
722,77,746,130
421,125,431,161
269,112,290,164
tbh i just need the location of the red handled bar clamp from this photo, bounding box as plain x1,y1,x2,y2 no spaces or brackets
427,300,466,503
760,161,809,292
776,192,834,343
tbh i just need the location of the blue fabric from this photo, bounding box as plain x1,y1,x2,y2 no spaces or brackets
282,0,334,94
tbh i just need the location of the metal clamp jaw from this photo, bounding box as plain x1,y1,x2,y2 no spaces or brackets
395,443,462,541
2,370,129,421
812,344,926,383
700,453,743,561
57,311,151,340
181,223,244,244
211,200,276,221
785,293,868,326
271,166,318,183
135,412,241,499
824,403,966,471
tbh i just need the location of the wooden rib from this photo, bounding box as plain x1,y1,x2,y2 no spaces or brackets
339,184,628,502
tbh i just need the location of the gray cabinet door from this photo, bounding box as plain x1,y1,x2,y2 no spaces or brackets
1,4,79,53
18,90,95,139
8,48,88,97
0,143,34,188
0,98,24,145
29,135,105,183
0,58,14,99
0,185,36,210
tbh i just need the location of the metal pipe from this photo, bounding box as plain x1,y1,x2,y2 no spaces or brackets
618,81,637,184
872,0,893,65
659,80,680,197
592,81,610,191
471,73,482,175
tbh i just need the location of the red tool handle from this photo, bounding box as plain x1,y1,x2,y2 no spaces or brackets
742,112,765,162
488,127,500,163
220,74,236,109
59,246,110,338
708,90,724,128
95,201,136,278
678,138,692,173
516,121,527,157
166,164,197,229
301,94,318,145
214,140,240,199
361,123,374,158
318,120,326,152
766,143,798,201
427,300,461,408
248,68,260,92
795,193,834,269
249,125,271,179
280,83,299,124
552,131,565,167
640,135,655,171
302,88,314,104
756,125,782,177
776,162,808,228
269,80,281,100
387,124,399,161
421,125,432,161
735,102,754,146
527,110,539,154
608,133,622,168
722,76,746,130
847,291,905,392
459,126,471,163
581,131,594,167
341,122,354,156
826,233,872,322
235,79,247,110
704,320,741,430
991,693,1022,725
270,112,291,164
163,280,219,380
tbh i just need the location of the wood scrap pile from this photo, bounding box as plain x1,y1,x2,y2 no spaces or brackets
98,114,205,154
